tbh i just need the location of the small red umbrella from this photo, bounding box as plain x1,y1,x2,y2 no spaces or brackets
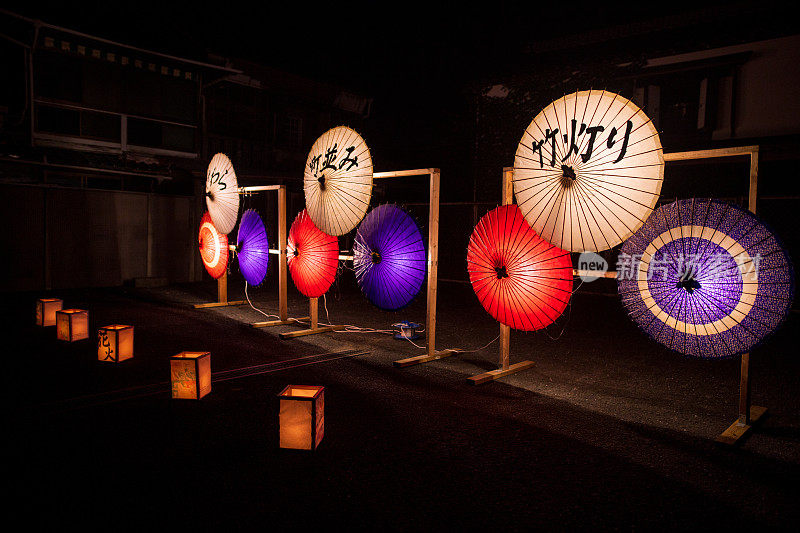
288,209,339,298
467,204,573,331
198,211,228,279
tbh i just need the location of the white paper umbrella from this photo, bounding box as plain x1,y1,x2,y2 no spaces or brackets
205,153,240,235
304,126,373,236
513,90,664,252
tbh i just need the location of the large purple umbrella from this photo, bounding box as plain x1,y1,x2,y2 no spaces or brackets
353,204,426,311
617,198,794,358
237,209,270,286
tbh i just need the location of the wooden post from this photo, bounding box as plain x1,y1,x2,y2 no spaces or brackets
426,169,441,358
278,185,288,322
468,167,534,384
392,169,459,367
310,297,318,329
218,271,227,304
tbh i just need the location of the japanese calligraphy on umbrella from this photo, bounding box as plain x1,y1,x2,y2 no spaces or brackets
205,153,240,235
514,90,664,252
304,126,373,236
617,199,794,358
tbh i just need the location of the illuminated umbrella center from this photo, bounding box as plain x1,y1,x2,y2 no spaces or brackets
467,204,574,331
237,209,270,286
618,199,794,358
287,209,339,298
353,204,426,311
198,211,228,279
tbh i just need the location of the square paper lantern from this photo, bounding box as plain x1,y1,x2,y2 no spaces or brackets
56,309,89,342
97,325,134,362
36,298,63,326
279,385,325,450
170,351,211,400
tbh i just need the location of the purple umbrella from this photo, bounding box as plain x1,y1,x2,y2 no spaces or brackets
237,209,270,286
353,204,426,311
617,198,794,358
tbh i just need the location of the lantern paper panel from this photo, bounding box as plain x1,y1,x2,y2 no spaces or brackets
171,351,211,400
56,309,89,342
36,298,63,326
97,325,134,362
279,385,325,450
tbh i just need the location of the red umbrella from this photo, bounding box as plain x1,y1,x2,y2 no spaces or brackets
198,211,228,279
467,204,573,331
288,209,339,298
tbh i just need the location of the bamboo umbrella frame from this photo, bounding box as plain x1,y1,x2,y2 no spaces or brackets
572,146,765,444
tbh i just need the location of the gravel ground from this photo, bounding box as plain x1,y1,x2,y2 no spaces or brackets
8,278,800,530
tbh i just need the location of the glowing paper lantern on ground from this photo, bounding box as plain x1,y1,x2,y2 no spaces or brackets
199,211,229,279
353,204,426,310
170,351,211,399
279,385,324,450
617,198,795,358
237,209,270,286
287,209,339,298
56,309,89,342
304,126,373,236
205,153,239,235
97,325,134,362
467,204,573,331
513,89,664,252
36,298,63,326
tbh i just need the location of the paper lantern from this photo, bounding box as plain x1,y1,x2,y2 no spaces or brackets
618,198,795,358
353,204,426,311
36,298,63,326
205,153,240,235
287,209,339,298
514,89,664,252
278,385,325,450
467,204,573,331
56,309,89,342
237,209,270,286
199,211,229,279
97,325,134,362
304,126,373,236
170,351,211,399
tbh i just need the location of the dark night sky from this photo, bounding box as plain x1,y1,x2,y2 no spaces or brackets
3,0,777,95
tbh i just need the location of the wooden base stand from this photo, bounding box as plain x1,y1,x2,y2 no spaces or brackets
469,360,535,385
277,298,344,339
192,272,247,308
252,316,310,328
716,406,767,445
393,349,460,368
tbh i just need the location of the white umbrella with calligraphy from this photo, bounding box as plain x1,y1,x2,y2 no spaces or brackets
205,153,240,235
304,126,373,236
513,90,664,252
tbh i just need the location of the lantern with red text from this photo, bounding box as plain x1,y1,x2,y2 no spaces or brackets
279,385,325,450
170,351,211,399
36,298,63,326
56,309,89,342
97,325,134,362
